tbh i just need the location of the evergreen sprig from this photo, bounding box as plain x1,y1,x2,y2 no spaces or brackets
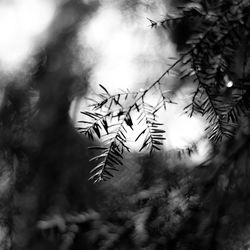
88,111,132,183
78,0,250,182
136,101,166,153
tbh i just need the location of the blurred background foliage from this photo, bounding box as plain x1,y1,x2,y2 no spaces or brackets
0,0,250,249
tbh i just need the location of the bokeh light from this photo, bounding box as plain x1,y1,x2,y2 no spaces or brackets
0,0,57,74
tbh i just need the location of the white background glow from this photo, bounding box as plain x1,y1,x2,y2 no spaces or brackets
0,0,57,73
78,0,174,92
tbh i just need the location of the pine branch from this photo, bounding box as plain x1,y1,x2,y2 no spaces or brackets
137,101,166,154
89,86,146,111
77,0,250,181
88,110,132,182
77,111,112,140
226,89,250,122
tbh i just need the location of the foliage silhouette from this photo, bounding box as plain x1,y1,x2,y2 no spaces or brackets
78,0,250,182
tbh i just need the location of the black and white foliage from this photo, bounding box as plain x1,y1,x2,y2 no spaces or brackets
78,0,250,182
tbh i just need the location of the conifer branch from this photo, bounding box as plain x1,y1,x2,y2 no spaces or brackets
77,0,250,181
